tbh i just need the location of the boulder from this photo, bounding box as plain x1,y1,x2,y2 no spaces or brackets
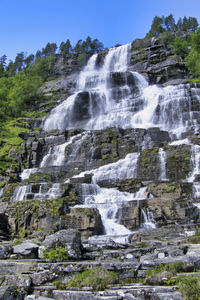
61,207,103,239
13,242,39,259
0,213,10,240
0,245,13,259
43,229,82,259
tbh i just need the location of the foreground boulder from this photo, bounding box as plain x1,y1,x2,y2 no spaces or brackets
42,229,82,260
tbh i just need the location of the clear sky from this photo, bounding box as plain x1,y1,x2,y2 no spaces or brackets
1,0,200,62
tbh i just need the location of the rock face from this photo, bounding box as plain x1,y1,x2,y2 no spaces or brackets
1,35,200,299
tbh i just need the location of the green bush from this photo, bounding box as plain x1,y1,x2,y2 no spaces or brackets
177,276,200,300
65,268,118,291
43,246,68,262
166,276,200,300
146,261,186,277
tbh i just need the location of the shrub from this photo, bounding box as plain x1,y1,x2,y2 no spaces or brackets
66,268,118,291
43,246,68,262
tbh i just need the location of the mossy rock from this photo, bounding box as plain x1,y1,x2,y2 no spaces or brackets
6,198,70,238
138,147,159,180
165,145,191,181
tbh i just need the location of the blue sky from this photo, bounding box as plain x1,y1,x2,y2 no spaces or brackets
1,0,200,61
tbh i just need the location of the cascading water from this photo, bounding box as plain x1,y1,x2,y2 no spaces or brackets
158,148,167,181
187,145,200,198
37,43,200,242
11,183,62,202
141,208,156,230
43,45,200,139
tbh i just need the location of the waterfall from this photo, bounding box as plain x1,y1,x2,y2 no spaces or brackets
159,148,167,181
20,168,38,181
42,44,200,139
141,208,156,230
25,41,200,243
74,154,149,243
11,183,62,202
187,145,200,198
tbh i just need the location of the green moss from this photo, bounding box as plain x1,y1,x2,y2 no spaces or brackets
188,77,200,83
2,183,18,202
162,184,177,193
166,145,191,181
0,119,31,177
18,228,31,239
140,148,159,168
49,198,63,217
27,172,52,183
44,246,68,262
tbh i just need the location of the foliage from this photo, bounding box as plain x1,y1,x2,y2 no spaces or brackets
65,268,118,291
146,261,187,277
146,14,199,37
43,246,68,262
0,119,30,177
0,71,42,121
166,275,200,300
173,37,189,57
186,28,200,76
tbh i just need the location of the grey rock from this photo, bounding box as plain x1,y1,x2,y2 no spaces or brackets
25,296,55,300
13,242,39,258
2,274,32,287
43,229,82,259
0,245,12,259
31,270,59,286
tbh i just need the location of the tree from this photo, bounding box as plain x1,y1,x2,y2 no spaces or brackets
177,18,183,31
186,28,200,76
42,42,57,57
59,39,72,56
74,40,83,54
91,39,104,53
14,52,25,72
24,54,34,68
191,27,200,51
0,55,7,69
187,17,199,32
164,14,176,31
147,16,164,36
0,55,7,78
6,61,17,76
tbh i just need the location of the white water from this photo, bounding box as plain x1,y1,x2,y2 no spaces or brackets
159,148,167,181
11,183,61,202
73,152,139,184
20,168,38,181
40,134,84,167
141,208,156,230
43,44,200,139
186,145,200,198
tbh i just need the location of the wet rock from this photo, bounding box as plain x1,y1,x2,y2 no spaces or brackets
61,207,103,239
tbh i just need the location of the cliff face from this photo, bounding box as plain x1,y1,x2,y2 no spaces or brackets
0,37,200,299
